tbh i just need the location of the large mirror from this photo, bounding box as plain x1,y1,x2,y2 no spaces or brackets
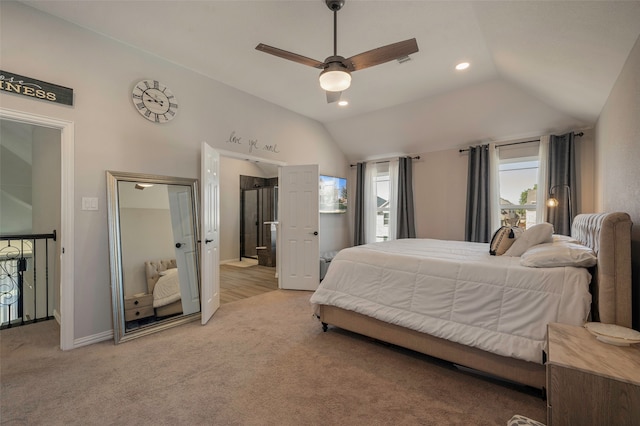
107,171,201,344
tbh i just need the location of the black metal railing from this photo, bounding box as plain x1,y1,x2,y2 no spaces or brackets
0,230,57,329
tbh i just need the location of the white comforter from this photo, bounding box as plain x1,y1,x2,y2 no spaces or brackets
153,268,182,308
310,239,592,363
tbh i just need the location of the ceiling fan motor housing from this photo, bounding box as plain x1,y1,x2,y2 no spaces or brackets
324,55,350,70
326,0,345,12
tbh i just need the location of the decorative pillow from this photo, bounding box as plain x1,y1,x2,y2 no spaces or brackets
520,241,597,268
503,222,554,257
489,226,523,256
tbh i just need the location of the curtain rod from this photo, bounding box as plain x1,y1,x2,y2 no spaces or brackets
349,155,420,167
458,132,584,153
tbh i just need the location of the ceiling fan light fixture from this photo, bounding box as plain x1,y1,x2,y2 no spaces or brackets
319,64,351,92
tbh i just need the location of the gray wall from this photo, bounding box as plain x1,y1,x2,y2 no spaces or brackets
596,34,640,330
0,2,349,342
0,122,34,234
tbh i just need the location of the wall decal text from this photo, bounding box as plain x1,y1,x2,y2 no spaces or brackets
226,131,280,155
0,70,73,106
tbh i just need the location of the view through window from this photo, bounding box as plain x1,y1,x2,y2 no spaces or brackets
498,143,540,230
375,164,391,241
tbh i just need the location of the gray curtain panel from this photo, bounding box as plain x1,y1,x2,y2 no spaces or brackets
465,145,491,243
397,156,417,239
353,162,366,245
547,132,576,236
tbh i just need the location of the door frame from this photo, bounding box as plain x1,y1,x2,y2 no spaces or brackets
0,108,75,350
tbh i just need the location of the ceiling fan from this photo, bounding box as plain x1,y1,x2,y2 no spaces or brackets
255,0,419,103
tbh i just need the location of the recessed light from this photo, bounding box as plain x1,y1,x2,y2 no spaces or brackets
338,100,349,106
455,62,470,71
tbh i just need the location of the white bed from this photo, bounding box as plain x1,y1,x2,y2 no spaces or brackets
145,259,183,317
310,212,632,389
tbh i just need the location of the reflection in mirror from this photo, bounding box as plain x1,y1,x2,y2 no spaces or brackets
107,171,201,344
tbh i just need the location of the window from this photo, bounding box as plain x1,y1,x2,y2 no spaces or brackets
375,165,391,241
497,142,540,230
363,160,398,243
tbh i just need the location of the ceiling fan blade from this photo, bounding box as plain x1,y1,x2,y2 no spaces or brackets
347,38,419,71
255,43,325,69
326,91,342,104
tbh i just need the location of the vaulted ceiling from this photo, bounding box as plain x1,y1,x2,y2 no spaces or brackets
20,1,640,161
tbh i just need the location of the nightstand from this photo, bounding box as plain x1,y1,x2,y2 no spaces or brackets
546,323,640,425
124,293,154,322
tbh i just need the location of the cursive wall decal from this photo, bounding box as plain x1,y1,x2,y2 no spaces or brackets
226,131,281,155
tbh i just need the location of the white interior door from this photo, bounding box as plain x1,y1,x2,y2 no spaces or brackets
279,164,319,290
200,141,220,324
168,185,200,315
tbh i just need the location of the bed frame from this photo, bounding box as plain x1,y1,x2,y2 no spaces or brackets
318,212,632,390
145,259,183,318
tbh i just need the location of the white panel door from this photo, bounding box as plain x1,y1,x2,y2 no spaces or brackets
279,164,319,290
200,142,220,324
168,185,200,315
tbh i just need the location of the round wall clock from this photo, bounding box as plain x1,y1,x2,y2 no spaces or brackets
131,79,178,123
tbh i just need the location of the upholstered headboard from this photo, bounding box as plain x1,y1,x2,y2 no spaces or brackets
571,212,632,327
145,259,177,294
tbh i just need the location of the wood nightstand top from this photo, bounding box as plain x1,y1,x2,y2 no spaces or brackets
547,323,640,385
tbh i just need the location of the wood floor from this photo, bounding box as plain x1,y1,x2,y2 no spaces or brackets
220,263,278,304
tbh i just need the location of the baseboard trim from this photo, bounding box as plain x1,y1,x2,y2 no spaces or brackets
73,329,113,348
53,309,61,325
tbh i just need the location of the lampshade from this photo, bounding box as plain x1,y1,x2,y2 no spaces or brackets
546,197,559,207
319,63,351,92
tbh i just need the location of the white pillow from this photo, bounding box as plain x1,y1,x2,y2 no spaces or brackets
503,222,554,257
520,241,597,268
552,234,581,244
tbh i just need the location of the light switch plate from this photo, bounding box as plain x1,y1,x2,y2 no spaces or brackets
82,197,98,211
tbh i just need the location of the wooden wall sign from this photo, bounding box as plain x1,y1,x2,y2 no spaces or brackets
0,70,73,106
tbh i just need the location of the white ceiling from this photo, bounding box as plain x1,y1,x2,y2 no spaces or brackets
20,0,640,161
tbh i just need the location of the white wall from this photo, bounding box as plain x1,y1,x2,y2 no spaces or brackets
0,2,349,341
120,208,175,296
596,34,640,329
413,150,469,241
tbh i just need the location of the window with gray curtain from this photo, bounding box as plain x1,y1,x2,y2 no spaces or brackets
353,158,416,244
353,162,366,245
546,132,576,236
397,156,416,239
465,145,491,243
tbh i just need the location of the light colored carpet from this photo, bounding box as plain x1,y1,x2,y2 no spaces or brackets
0,290,546,425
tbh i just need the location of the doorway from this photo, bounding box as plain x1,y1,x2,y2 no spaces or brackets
240,175,277,265
0,108,74,350
217,152,282,304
